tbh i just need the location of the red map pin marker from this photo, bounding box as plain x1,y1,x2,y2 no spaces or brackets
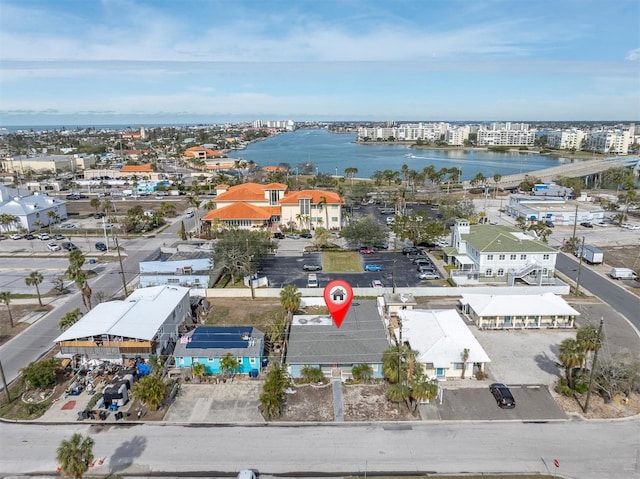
323,279,353,328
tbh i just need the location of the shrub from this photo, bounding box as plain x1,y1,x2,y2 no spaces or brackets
300,366,324,384
352,364,373,382
555,379,574,397
475,370,488,380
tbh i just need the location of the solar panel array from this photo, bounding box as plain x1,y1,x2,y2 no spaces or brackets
186,326,253,350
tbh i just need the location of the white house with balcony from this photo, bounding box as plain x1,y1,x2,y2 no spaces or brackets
442,220,557,286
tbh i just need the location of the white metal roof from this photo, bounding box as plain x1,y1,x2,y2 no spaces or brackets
396,309,491,368
54,285,190,342
454,255,475,265
459,292,580,317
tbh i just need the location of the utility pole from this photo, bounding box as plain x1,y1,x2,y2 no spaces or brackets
114,235,128,297
571,202,579,240
583,317,604,413
574,236,585,296
0,360,11,402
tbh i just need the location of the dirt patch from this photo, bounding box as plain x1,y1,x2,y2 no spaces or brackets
554,391,640,419
600,245,639,269
279,383,334,421
0,303,46,346
206,298,282,332
342,382,415,421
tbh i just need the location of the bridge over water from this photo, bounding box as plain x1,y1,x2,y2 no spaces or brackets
467,157,639,189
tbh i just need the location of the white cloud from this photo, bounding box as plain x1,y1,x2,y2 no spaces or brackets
625,48,640,61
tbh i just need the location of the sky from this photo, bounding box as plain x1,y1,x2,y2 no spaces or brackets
0,0,639,126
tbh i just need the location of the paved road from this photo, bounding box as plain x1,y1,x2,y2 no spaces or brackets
0,420,638,478
556,253,640,329
0,211,201,387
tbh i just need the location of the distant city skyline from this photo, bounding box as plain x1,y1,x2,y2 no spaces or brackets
1,0,639,126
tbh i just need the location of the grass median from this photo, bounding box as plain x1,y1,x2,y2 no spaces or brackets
322,251,362,272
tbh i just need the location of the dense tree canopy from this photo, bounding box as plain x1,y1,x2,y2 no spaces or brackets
340,216,387,247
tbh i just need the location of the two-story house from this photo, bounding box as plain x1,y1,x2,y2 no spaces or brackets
442,220,557,286
201,182,342,231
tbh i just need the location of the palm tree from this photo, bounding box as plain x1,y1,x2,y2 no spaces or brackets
0,291,14,328
191,362,206,382
59,308,81,331
89,198,101,214
493,173,502,198
576,325,602,370
279,285,301,323
219,352,240,379
25,271,44,306
558,338,585,389
56,433,95,479
131,374,167,411
461,348,470,379
318,195,329,229
0,214,19,233
410,376,439,413
386,382,410,411
46,210,57,233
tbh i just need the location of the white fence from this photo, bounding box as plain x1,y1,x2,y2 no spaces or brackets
195,283,570,299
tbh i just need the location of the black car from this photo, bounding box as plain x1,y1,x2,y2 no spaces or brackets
62,242,78,251
402,246,420,255
489,383,516,409
24,234,35,240
273,232,285,239
300,233,313,239
95,242,107,251
580,222,593,228
302,264,322,271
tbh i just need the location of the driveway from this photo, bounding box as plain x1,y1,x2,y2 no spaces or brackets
164,381,265,423
423,385,567,421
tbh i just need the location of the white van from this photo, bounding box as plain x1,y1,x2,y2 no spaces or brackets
610,267,638,280
307,273,318,288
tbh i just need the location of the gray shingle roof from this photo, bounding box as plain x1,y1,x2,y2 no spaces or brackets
287,300,389,365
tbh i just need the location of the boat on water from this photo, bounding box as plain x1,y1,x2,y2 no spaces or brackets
404,153,416,158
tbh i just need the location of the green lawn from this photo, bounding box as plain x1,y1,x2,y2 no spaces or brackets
322,251,363,272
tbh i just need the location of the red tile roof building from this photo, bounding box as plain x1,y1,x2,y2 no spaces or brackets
202,183,343,231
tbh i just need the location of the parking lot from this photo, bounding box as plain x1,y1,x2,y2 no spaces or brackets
260,247,444,289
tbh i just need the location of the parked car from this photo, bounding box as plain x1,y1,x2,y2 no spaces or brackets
37,233,50,240
94,213,105,219
402,247,420,255
286,234,300,239
62,242,78,251
273,232,284,239
544,220,555,228
371,280,383,288
417,264,437,273
364,264,383,271
418,272,440,280
54,234,65,240
359,246,375,254
594,221,607,227
374,242,389,249
300,233,313,239
580,222,593,228
9,234,22,240
237,470,257,479
413,258,431,266
24,234,35,240
95,242,108,251
489,383,516,409
626,224,640,230
47,242,61,252
302,263,322,271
